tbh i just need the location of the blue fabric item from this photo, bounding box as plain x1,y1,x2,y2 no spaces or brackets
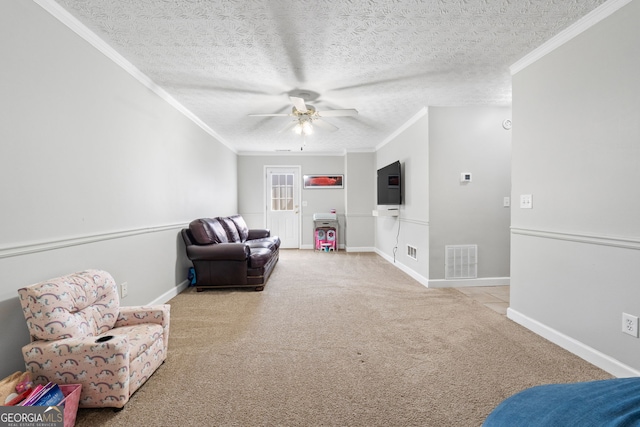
483,378,640,427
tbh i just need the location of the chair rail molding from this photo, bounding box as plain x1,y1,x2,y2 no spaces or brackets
511,227,640,251
0,223,188,259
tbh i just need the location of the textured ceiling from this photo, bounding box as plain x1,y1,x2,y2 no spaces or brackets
53,0,607,153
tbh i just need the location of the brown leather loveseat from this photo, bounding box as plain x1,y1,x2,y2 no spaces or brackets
181,215,280,291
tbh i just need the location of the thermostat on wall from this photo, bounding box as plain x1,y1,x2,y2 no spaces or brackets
460,173,472,182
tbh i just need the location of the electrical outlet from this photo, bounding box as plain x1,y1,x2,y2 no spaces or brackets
120,282,128,299
622,313,638,337
520,194,533,209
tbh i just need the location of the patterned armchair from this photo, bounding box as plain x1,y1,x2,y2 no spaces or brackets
17,269,170,408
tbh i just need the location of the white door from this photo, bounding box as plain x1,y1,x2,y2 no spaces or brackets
265,166,301,248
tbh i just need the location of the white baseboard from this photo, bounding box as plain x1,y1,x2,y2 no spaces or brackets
299,244,357,251
507,308,640,378
428,277,510,288
374,249,429,288
374,248,508,289
148,279,190,305
345,247,376,252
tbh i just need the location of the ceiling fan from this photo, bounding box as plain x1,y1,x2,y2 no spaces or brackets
249,96,358,136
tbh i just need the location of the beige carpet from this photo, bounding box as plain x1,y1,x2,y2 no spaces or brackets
75,250,611,426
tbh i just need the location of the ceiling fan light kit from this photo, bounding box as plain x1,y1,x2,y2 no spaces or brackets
249,95,358,140
294,120,313,135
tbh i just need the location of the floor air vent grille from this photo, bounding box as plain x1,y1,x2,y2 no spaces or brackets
445,245,477,279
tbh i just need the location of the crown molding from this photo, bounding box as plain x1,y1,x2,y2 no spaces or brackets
510,0,632,75
346,147,376,154
238,150,347,157
33,0,237,154
376,106,428,151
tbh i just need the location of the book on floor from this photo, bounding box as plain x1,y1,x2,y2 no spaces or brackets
20,382,64,406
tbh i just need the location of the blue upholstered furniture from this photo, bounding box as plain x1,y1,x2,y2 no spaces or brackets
483,378,640,426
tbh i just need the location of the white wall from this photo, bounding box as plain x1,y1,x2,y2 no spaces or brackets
509,0,640,376
237,154,346,248
0,1,237,376
345,152,376,250
375,111,430,283
429,106,511,283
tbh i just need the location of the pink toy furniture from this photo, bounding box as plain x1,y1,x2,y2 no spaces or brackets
315,228,326,250
17,269,170,408
315,227,336,251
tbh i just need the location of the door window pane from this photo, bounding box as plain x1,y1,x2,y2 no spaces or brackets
270,173,294,211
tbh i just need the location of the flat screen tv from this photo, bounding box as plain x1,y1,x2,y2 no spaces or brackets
377,161,402,205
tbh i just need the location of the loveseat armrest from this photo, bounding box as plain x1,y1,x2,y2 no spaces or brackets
186,242,250,261
248,228,271,240
23,335,130,385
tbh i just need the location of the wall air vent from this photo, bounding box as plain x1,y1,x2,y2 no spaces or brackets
407,245,417,260
445,245,477,279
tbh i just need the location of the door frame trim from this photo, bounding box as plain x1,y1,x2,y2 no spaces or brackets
263,165,302,249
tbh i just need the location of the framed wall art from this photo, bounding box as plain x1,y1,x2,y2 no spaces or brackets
303,175,344,189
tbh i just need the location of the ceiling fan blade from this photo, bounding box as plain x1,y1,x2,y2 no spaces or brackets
278,120,299,134
290,96,308,114
317,109,358,117
328,70,447,93
248,113,292,117
313,118,339,132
